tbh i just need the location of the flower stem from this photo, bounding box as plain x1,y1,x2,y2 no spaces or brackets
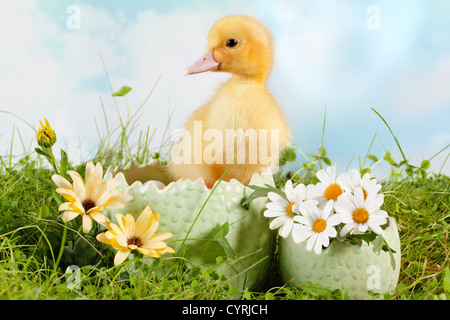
55,223,67,271
46,147,59,175
123,96,131,125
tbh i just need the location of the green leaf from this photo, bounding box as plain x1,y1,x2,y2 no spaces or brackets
74,237,99,266
212,221,236,259
212,221,229,240
38,205,49,219
282,147,297,162
384,240,397,270
371,234,385,253
216,256,224,264
319,146,327,157
443,268,450,294
420,160,430,170
383,151,395,165
60,149,68,176
323,157,331,166
34,147,52,162
356,232,378,245
370,234,397,270
112,86,132,97
264,292,275,300
367,154,379,162
242,183,287,207
216,238,235,259
336,229,396,263
52,190,63,206
242,289,252,300
411,187,427,201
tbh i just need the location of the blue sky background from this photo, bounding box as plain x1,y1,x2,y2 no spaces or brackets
0,0,449,177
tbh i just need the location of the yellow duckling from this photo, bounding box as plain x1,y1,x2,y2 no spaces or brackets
169,15,291,188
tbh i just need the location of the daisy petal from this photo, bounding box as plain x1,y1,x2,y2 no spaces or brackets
368,221,383,234
266,202,287,211
306,233,318,252
61,210,79,222
85,162,95,182
94,162,103,183
292,225,314,243
293,184,307,203
55,188,78,203
340,223,356,237
96,232,111,245
354,187,365,209
135,206,152,236
51,174,73,189
284,180,294,202
145,232,173,243
279,219,293,238
124,214,136,238
267,192,289,206
269,216,288,230
82,214,93,233
114,248,131,266
293,215,311,225
327,214,342,227
264,209,286,218
68,171,86,201
325,226,337,238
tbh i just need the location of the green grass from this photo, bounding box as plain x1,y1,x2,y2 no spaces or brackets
0,86,449,300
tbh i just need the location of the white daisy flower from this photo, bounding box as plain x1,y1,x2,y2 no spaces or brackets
334,187,388,237
292,201,341,254
341,170,382,200
313,166,348,207
264,180,318,238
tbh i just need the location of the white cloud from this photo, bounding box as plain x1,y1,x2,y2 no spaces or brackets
0,1,227,161
389,56,450,116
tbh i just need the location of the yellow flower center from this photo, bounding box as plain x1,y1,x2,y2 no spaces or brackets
324,183,342,201
286,202,296,219
312,219,327,233
82,199,96,213
352,208,369,224
127,237,142,247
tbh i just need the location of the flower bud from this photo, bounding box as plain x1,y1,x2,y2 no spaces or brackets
37,118,57,148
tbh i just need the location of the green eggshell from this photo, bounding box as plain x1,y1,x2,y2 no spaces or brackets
278,217,401,299
103,160,276,291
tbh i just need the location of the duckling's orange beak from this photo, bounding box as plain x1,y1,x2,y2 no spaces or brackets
185,50,220,75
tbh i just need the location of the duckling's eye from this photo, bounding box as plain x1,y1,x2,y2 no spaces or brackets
226,39,238,48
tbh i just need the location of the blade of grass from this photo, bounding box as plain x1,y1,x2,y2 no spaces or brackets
179,162,234,257
9,125,15,170
317,106,327,170
371,108,407,163
361,132,378,169
439,152,450,175
429,144,450,162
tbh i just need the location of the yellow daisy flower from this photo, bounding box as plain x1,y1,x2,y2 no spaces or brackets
51,161,133,233
96,206,175,266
